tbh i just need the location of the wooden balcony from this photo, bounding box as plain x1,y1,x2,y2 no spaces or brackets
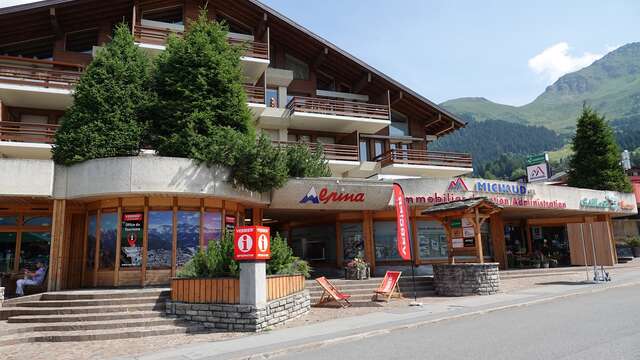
0,121,59,144
272,141,359,162
243,84,265,104
375,149,473,169
133,24,269,60
0,56,83,90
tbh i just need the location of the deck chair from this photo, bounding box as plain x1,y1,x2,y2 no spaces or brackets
315,276,352,308
373,271,402,302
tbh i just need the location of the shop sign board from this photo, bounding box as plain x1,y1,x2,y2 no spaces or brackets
463,238,475,248
451,228,463,238
461,218,473,228
462,227,475,238
451,219,462,228
121,213,143,267
452,238,464,248
526,153,548,166
234,226,271,261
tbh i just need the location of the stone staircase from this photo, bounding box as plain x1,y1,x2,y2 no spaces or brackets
0,288,203,346
306,276,434,303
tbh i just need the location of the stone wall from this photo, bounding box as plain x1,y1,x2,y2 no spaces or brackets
433,263,500,296
165,290,310,332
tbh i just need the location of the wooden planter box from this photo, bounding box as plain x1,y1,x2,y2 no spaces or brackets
267,274,305,301
171,278,240,304
171,274,306,304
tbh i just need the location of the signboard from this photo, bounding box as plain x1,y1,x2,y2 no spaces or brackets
392,184,412,261
527,163,549,183
463,238,475,248
526,153,547,166
233,226,271,261
451,228,463,238
452,238,464,248
225,216,236,233
462,227,475,238
461,218,473,228
451,219,462,228
121,213,143,267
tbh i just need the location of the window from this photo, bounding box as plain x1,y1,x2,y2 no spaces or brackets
0,232,16,273
505,225,526,255
291,225,336,261
203,211,222,248
265,88,279,107
416,220,448,259
19,232,51,269
147,210,173,269
341,223,364,261
374,140,384,159
390,111,409,137
0,216,17,226
65,28,98,53
99,212,117,270
359,140,368,161
285,54,309,80
176,211,200,267
86,214,97,269
142,6,183,25
374,221,400,260
23,216,52,227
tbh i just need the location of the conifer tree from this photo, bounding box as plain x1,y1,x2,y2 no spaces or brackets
52,24,151,165
568,106,632,192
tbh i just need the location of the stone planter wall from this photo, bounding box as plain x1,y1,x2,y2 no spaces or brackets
433,263,500,296
165,290,310,332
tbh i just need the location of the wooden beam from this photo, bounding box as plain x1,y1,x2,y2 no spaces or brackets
256,12,268,40
390,91,403,106
313,46,329,68
49,7,63,39
475,208,484,263
352,72,372,93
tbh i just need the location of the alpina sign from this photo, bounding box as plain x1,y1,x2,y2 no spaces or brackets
299,186,365,204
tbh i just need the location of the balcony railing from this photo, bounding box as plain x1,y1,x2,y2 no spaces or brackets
0,121,59,144
244,84,265,104
374,149,472,168
287,96,390,121
272,141,359,162
0,56,83,90
133,24,269,60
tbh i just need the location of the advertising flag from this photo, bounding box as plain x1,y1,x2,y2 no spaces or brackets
392,183,411,261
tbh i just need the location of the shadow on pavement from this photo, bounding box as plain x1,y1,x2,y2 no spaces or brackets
536,281,593,286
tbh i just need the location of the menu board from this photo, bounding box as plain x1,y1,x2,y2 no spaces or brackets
463,238,475,248
121,213,143,267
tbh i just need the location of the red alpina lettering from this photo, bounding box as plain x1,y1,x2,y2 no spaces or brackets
318,188,365,204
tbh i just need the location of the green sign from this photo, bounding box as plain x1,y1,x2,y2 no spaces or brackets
451,219,462,228
526,153,547,166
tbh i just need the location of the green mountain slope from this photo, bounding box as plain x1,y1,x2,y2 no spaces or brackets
441,42,640,133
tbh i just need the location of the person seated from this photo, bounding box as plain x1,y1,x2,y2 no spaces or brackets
16,261,46,297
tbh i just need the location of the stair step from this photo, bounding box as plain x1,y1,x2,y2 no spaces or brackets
7,310,165,324
41,289,170,301
1,303,164,320
17,296,167,308
0,317,182,336
0,324,204,346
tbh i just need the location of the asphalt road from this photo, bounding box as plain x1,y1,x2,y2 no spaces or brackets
275,284,640,360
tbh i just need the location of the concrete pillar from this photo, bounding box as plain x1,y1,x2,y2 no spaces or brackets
239,261,267,306
278,86,288,108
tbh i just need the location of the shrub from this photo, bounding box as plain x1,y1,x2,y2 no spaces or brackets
285,144,332,178
267,233,311,278
625,236,640,248
176,232,239,278
52,24,152,165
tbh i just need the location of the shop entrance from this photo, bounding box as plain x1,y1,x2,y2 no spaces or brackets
530,226,571,266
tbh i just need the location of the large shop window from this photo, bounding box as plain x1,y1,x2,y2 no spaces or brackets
176,211,200,267
20,232,51,269
341,223,364,260
203,211,222,248
505,225,527,255
416,220,448,259
86,214,97,270
0,232,17,273
481,222,493,258
374,221,401,261
147,211,173,269
99,212,118,270
291,225,336,261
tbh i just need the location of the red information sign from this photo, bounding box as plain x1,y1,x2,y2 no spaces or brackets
233,226,271,261
393,183,411,261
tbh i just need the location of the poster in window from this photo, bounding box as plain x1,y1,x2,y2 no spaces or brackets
121,213,143,267
225,216,236,233
532,226,543,240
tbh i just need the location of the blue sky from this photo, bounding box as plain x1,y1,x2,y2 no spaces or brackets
4,0,640,105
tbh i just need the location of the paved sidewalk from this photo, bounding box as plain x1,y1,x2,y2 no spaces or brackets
117,264,640,360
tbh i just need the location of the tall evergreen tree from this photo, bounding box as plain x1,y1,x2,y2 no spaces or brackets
567,106,632,192
148,11,253,159
52,24,151,165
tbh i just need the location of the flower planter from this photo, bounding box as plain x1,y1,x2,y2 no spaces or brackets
267,274,306,301
344,266,370,280
171,278,240,304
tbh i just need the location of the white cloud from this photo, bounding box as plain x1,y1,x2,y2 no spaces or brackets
528,42,603,82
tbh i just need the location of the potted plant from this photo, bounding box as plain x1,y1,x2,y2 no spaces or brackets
344,257,370,280
624,237,640,257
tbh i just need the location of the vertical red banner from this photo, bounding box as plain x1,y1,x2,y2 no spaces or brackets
393,183,411,261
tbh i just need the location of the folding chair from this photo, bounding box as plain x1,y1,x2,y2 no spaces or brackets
315,276,352,308
373,271,402,302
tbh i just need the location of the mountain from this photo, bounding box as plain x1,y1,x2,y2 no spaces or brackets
441,42,640,133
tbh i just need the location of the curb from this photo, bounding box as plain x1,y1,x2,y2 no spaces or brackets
230,280,640,360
